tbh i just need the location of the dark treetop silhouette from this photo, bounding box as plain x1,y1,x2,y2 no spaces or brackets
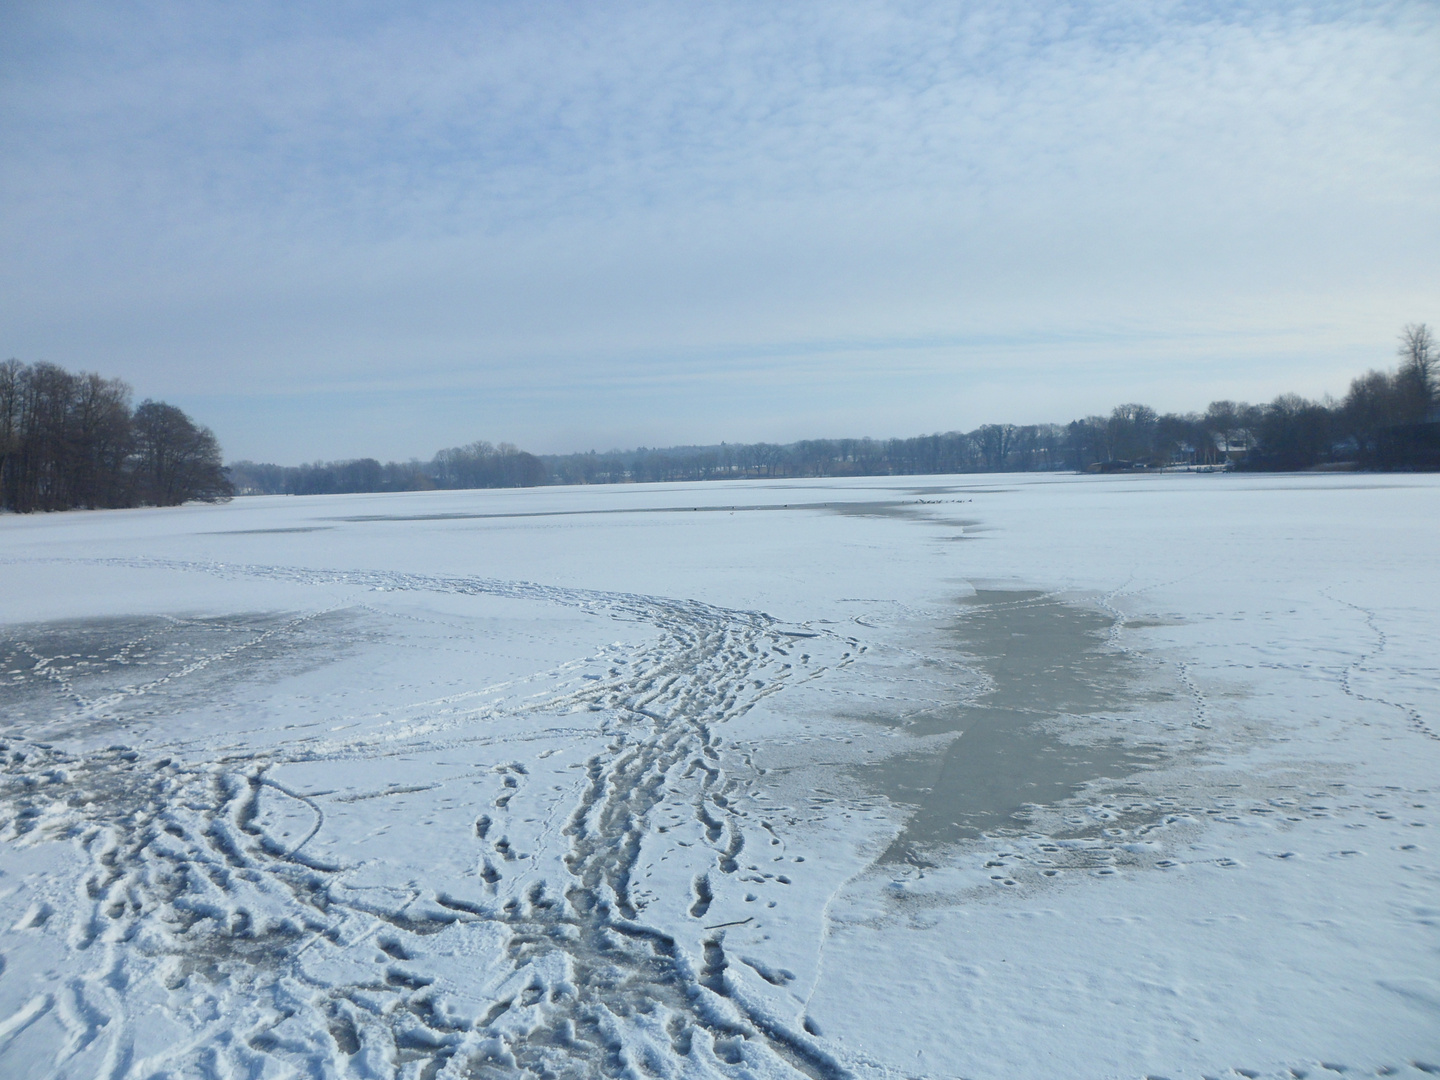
231,323,1439,492
0,360,232,513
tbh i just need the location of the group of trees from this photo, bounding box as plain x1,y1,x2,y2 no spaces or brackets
227,441,546,496
538,428,1072,483
234,324,1439,495
0,360,232,513
11,325,1433,512
539,324,1438,480
1067,323,1436,472
1341,323,1436,468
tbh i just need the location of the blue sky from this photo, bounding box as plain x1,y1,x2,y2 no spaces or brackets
2,0,1437,463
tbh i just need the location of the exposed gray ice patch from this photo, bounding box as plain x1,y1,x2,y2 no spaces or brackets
0,611,362,742
862,590,1166,857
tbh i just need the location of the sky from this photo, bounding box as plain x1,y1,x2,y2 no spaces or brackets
2,0,1437,464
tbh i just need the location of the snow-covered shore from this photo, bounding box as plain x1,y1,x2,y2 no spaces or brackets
1,473,1436,1079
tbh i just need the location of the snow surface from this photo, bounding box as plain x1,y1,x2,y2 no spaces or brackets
0,473,1436,1080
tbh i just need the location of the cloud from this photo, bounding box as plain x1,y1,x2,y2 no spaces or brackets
1,0,1436,460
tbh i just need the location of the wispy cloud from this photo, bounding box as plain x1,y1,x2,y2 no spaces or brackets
2,0,1436,460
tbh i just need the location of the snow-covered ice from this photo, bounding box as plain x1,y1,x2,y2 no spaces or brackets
0,473,1437,1079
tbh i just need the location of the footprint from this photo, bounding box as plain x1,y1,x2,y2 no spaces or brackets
700,938,728,994
377,938,413,961
739,956,794,986
689,875,713,918
13,902,52,930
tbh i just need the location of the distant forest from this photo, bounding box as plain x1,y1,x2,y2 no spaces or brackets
6,326,1434,512
1,360,233,513
230,324,1437,495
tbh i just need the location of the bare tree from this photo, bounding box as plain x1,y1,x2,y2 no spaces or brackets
1398,323,1435,402
1107,403,1158,464
131,400,233,506
69,372,133,508
0,359,20,501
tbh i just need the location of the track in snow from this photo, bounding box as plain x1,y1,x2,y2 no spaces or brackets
0,558,865,1079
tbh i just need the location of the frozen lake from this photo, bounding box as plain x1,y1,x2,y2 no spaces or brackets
1,473,1437,1079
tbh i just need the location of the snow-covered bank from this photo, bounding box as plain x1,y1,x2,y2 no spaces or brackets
1,474,1436,1079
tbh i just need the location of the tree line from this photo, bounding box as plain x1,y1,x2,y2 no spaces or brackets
0,360,233,512
235,324,1437,493
539,324,1437,481
227,442,546,496
11,324,1434,510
